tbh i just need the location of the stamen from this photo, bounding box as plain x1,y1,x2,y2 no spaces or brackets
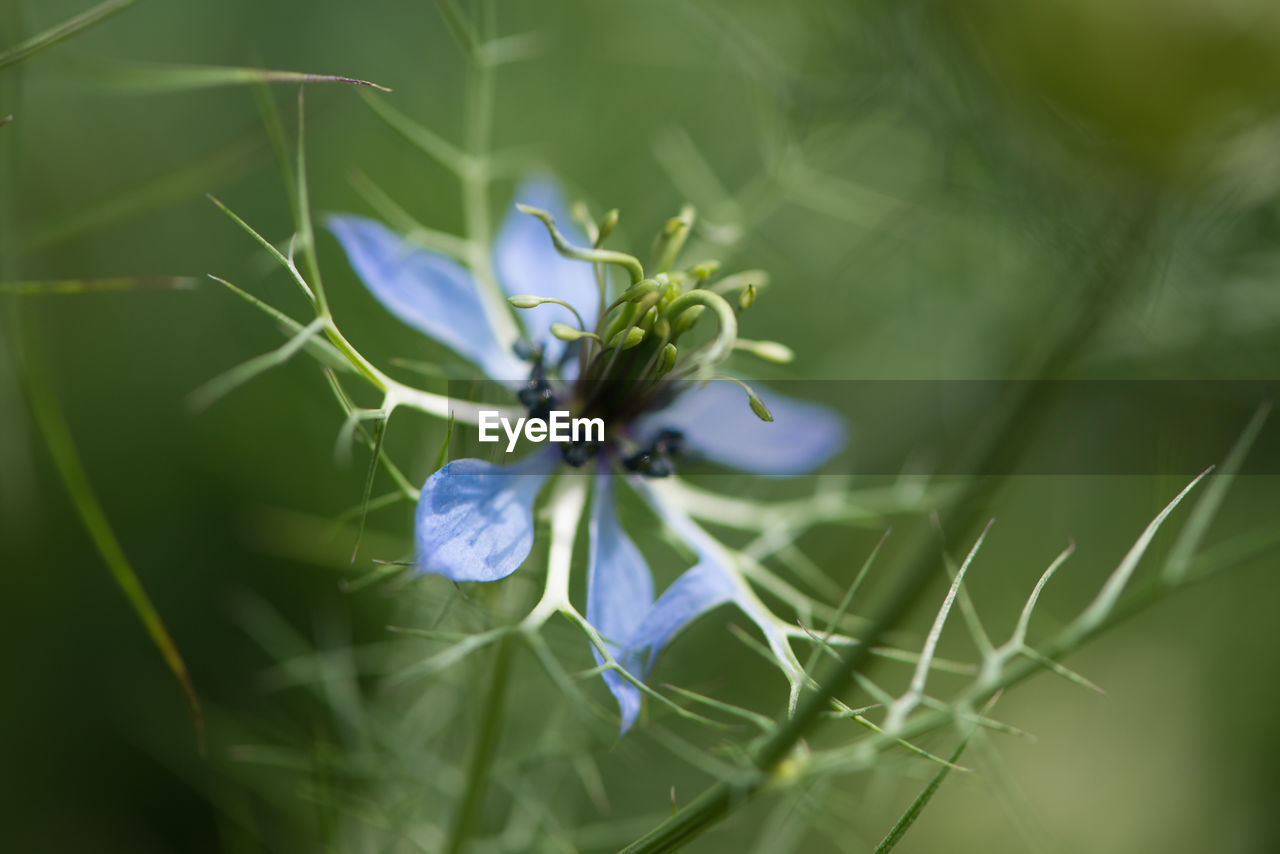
634,317,672,380
657,343,678,375
592,291,662,386
714,375,774,422
550,322,600,344
517,355,555,420
672,304,705,336
560,439,598,467
596,209,619,245
623,428,685,478
709,269,769,297
507,295,590,335
608,326,647,350
688,260,721,281
663,289,738,377
734,339,795,364
516,204,645,285
650,204,695,273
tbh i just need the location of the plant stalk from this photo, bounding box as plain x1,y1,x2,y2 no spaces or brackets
445,634,514,854
618,204,1160,854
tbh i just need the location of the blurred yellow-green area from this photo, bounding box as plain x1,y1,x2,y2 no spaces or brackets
3,1,1280,852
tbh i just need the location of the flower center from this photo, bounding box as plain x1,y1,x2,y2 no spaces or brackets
508,204,790,473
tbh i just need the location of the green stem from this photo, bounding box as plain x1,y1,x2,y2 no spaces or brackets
293,87,328,316
869,523,1280,760
664,289,737,372
0,1,19,279
318,317,389,392
617,205,1160,854
3,5,202,748
872,723,976,854
459,23,521,352
0,0,137,70
518,204,646,286
0,0,26,516
445,635,514,854
20,319,205,752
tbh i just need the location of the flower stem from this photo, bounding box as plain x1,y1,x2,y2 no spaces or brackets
459,2,521,352
522,474,587,629
21,319,204,753
444,634,514,854
617,203,1161,854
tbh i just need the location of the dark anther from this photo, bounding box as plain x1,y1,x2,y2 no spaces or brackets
651,428,684,457
624,450,675,477
623,428,685,478
560,439,599,468
518,354,556,421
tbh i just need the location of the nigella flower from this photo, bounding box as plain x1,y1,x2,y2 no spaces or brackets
328,177,845,732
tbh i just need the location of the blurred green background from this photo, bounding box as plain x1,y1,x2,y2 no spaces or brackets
3,1,1280,851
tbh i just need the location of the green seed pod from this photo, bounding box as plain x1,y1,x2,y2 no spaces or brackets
598,208,619,243
601,301,640,344
609,325,647,350
657,343,678,375
688,260,721,280
652,316,671,342
550,322,596,342
747,390,774,422
737,339,795,364
659,277,680,307
620,326,647,350
639,305,659,330
673,304,705,336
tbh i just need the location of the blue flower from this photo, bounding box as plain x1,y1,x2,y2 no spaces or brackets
328,177,845,732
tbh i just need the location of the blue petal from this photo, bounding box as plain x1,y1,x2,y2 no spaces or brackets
328,215,526,381
589,475,738,733
636,380,846,475
630,475,785,671
494,176,600,365
600,533,734,733
415,451,557,582
559,345,582,383
587,470,656,733
588,471,655,645
627,561,735,674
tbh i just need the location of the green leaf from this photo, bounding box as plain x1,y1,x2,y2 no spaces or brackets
21,327,203,751
433,0,481,63
21,130,265,254
661,683,775,732
349,169,471,259
0,276,195,295
291,88,327,310
872,730,975,854
1162,401,1271,584
435,413,456,472
188,315,326,411
94,62,390,93
351,415,389,562
358,89,468,173
1075,469,1209,629
0,0,138,71
206,195,315,302
322,369,416,500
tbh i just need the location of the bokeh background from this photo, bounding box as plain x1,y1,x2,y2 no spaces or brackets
3,1,1280,851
